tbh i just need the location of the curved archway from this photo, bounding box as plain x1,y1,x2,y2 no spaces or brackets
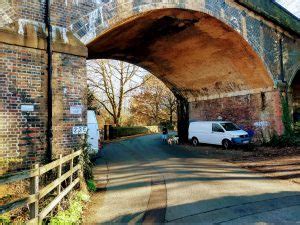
86,8,281,141
69,0,280,82
87,8,273,100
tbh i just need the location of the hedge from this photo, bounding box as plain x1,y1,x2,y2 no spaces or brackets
109,126,157,139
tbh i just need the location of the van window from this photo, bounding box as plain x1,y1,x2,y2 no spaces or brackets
212,123,224,132
220,122,240,131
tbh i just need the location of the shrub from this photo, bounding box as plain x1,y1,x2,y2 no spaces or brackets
77,135,94,181
264,132,297,148
86,179,97,192
110,126,150,138
49,191,90,224
281,96,293,137
0,214,11,224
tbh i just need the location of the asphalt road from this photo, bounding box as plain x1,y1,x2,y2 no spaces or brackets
85,134,300,224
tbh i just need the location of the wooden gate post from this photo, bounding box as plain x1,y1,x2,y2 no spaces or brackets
70,150,74,184
29,164,39,221
57,155,62,195
78,164,88,193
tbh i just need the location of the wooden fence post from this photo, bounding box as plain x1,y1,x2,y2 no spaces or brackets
29,164,39,221
57,154,62,195
78,164,88,193
70,150,74,184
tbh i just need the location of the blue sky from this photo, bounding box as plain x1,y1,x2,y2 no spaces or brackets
275,0,300,18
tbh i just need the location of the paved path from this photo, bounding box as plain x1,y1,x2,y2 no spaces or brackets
84,134,300,224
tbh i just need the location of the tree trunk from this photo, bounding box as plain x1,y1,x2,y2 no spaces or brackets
176,95,189,143
113,116,119,127
169,108,173,125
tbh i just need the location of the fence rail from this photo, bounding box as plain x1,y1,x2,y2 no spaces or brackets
0,150,83,224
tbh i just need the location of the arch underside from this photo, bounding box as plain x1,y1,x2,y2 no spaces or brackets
87,8,274,100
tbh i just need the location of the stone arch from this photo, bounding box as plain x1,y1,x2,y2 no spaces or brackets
69,0,275,68
71,0,254,43
70,0,275,81
75,5,283,139
84,7,274,100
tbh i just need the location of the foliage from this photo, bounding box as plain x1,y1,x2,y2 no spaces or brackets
263,132,298,148
281,96,293,136
0,214,11,224
86,87,99,112
77,135,95,181
0,157,23,171
130,75,177,126
0,180,30,223
110,126,150,138
87,179,97,192
261,96,298,148
259,96,298,148
49,191,90,224
87,59,149,126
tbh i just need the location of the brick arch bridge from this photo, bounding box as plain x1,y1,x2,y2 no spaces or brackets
0,0,299,172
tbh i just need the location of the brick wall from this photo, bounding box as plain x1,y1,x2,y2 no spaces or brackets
0,1,89,174
52,53,87,158
0,43,48,173
0,42,87,174
189,91,283,139
10,0,97,28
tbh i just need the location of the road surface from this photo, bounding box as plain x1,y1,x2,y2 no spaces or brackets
84,134,300,224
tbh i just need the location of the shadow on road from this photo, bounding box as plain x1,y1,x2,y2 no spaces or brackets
86,134,300,224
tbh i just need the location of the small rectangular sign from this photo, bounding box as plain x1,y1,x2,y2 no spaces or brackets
254,121,270,128
70,106,82,115
21,104,34,112
72,126,87,135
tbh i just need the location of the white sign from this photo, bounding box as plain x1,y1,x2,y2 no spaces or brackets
254,121,270,128
70,106,82,115
21,104,34,112
72,126,87,135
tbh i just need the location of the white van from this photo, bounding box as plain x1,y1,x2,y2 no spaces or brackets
87,110,100,154
188,121,250,149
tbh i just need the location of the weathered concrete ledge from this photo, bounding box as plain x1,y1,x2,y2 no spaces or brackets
0,26,87,57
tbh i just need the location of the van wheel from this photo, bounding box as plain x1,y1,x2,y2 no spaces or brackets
222,139,231,150
192,137,199,147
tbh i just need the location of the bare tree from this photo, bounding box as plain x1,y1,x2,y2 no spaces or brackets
87,59,149,126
